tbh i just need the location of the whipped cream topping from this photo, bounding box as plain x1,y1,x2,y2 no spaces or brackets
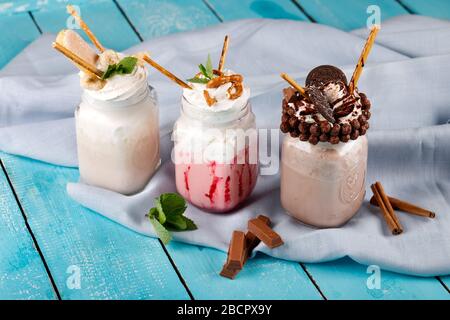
80,50,148,104
174,69,254,163
290,81,362,124
182,69,250,112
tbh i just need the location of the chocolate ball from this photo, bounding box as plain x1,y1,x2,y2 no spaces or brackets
299,122,310,134
282,114,290,122
280,122,290,133
350,130,360,140
287,108,295,116
351,119,361,130
364,111,371,120
289,117,299,128
309,135,319,145
360,128,367,136
309,123,320,136
290,130,300,138
330,124,341,136
360,94,371,109
300,133,310,141
320,121,332,133
341,123,352,135
341,134,351,143
319,133,329,142
330,136,340,144
358,115,367,123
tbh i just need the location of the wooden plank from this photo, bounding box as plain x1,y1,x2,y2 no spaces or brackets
166,242,323,299
0,0,97,15
1,153,190,299
0,0,86,15
441,277,450,292
400,0,450,20
116,0,219,40
304,258,449,299
0,162,57,300
0,14,40,69
296,0,408,30
207,0,309,21
32,0,140,52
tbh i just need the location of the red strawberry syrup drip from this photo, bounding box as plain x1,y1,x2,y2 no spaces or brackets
224,176,231,203
205,161,221,204
247,164,253,191
184,166,191,191
238,166,244,199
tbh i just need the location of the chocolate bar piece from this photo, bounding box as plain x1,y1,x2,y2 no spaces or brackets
219,216,274,280
245,215,271,253
227,231,246,270
248,217,284,249
220,265,240,279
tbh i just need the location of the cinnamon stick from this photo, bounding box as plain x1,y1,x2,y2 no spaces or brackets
143,55,192,89
375,181,403,232
370,184,402,235
370,196,435,218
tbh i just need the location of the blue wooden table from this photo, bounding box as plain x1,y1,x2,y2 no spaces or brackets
0,0,449,300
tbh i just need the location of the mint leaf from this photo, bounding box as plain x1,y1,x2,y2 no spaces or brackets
118,56,138,74
148,207,158,219
190,54,216,83
166,216,197,232
154,197,166,224
166,215,187,231
186,77,209,84
102,64,116,80
148,216,172,244
205,54,213,79
199,63,208,79
146,193,196,244
101,56,138,80
182,216,198,231
159,193,187,217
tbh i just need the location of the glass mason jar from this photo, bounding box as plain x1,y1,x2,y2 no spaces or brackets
280,135,368,227
172,97,258,213
75,85,160,195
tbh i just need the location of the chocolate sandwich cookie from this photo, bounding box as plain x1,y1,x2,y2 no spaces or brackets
306,65,348,88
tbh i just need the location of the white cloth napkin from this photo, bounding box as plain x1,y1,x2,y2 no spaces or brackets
1,15,449,276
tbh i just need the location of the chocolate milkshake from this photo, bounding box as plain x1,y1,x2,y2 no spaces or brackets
280,66,371,227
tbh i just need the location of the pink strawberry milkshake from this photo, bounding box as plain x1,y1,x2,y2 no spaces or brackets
172,70,258,212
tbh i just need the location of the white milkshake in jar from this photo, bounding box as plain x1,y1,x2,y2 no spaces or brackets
280,65,372,227
75,50,160,195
